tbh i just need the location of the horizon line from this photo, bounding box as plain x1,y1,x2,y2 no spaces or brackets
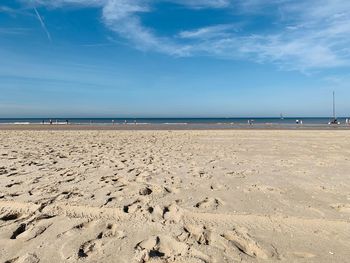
0,116,347,119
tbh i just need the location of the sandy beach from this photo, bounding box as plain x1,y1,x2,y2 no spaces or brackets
0,130,349,262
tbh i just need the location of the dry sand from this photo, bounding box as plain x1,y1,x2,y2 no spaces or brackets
0,130,349,262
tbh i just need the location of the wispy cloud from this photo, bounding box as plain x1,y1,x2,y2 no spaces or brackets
166,0,230,9
18,0,350,71
0,5,17,13
33,7,52,41
0,4,33,16
0,27,32,35
178,24,238,39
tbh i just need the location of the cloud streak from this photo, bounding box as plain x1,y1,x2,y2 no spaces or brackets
19,0,350,71
33,7,52,41
178,24,237,39
0,27,32,35
166,0,230,9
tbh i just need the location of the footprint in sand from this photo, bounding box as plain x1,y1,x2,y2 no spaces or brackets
5,181,23,188
78,239,102,258
225,171,246,178
179,224,212,245
163,203,184,223
292,251,316,258
4,253,40,263
123,200,141,213
244,184,284,194
330,203,350,213
195,197,223,210
3,213,54,241
139,187,153,196
0,166,8,175
16,221,52,241
0,212,22,221
222,226,276,259
59,221,122,260
10,223,27,239
135,235,188,262
176,225,249,262
209,183,225,191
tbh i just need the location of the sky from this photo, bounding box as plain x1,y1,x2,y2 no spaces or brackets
0,0,350,118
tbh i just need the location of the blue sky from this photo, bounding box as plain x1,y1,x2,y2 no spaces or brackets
0,0,349,117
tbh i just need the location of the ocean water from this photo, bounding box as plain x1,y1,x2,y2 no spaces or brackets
0,117,348,125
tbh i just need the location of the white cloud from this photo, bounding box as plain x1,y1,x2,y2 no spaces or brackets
101,0,191,55
16,0,350,71
165,0,230,9
178,24,237,39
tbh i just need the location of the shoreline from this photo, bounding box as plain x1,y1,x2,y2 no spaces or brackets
0,123,350,130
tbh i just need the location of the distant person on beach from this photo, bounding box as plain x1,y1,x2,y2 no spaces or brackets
296,119,299,124
66,120,69,125
49,119,52,125
42,120,45,125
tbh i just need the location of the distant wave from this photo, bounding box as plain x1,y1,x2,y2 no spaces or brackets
126,123,150,125
163,123,188,125
14,122,30,125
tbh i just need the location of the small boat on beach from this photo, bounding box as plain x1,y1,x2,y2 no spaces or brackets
329,91,340,125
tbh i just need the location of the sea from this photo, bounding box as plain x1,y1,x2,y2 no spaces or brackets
0,117,348,125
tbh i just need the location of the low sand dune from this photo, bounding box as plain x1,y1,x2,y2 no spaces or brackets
1,130,350,262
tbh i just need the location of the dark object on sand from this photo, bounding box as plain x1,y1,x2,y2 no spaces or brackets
329,91,340,125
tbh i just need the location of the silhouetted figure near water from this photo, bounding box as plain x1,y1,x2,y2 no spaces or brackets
49,119,53,125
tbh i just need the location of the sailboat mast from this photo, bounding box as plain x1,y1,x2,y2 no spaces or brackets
333,91,336,120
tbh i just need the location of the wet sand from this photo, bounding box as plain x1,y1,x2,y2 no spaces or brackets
0,130,350,262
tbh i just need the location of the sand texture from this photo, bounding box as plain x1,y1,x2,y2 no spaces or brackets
0,130,349,262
